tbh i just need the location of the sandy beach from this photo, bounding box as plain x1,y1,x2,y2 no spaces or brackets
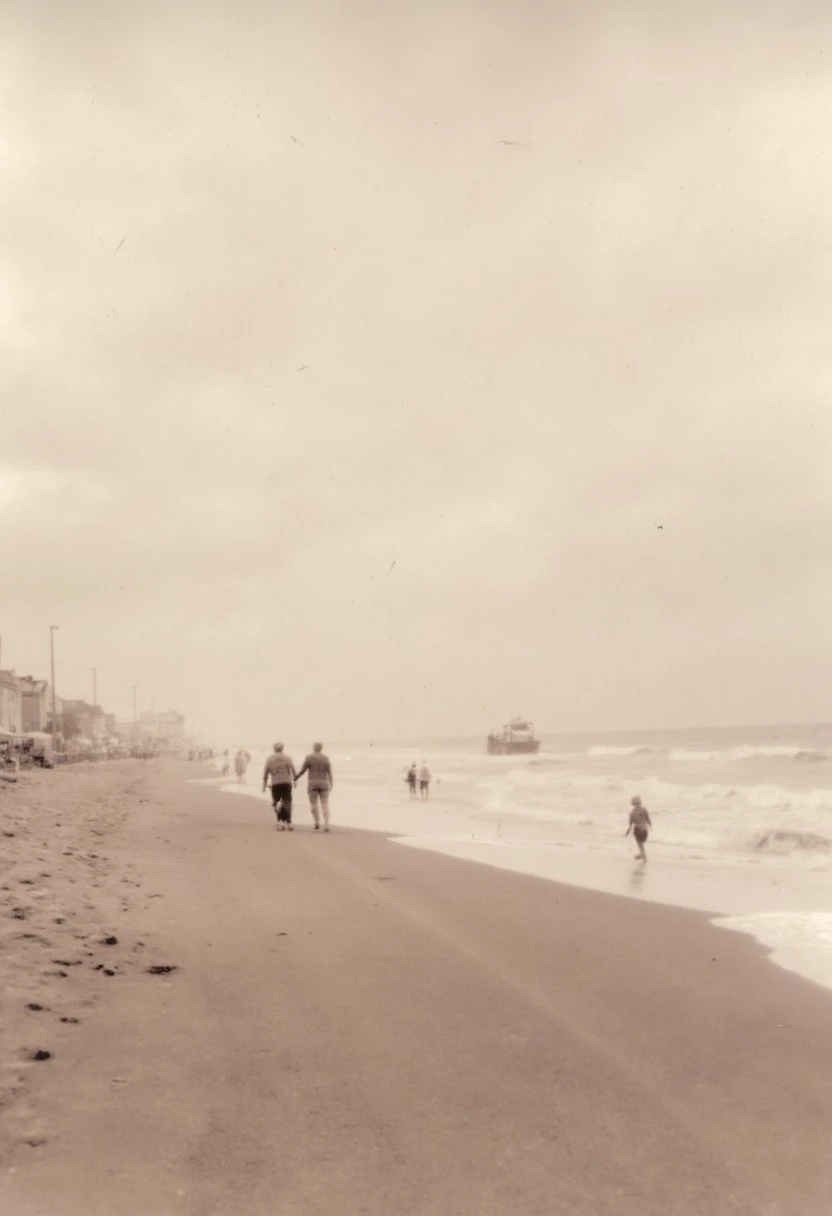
2,762,831,1215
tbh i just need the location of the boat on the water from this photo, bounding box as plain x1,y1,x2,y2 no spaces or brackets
486,717,540,755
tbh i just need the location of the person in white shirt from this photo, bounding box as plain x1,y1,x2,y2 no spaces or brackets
418,761,431,800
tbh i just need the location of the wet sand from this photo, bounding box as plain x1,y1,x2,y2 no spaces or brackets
2,763,831,1215
225,768,832,991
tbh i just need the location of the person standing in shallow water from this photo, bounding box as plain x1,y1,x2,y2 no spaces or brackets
295,742,333,832
262,742,297,830
418,761,431,800
625,795,652,861
406,764,418,799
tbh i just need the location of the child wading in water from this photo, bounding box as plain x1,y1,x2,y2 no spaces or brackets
625,795,652,861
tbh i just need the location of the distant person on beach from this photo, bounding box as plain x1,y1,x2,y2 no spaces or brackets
262,743,297,830
418,761,431,800
625,796,652,861
295,743,333,832
406,764,418,798
234,749,249,783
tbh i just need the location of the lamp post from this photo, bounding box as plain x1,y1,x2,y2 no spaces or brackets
49,625,59,750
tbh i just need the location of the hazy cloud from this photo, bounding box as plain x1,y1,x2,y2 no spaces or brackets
2,1,831,738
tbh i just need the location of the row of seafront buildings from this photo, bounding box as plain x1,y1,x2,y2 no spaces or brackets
0,668,186,754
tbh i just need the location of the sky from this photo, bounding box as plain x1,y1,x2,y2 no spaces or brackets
2,0,831,742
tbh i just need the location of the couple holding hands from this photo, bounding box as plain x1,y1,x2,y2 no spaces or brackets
262,741,333,832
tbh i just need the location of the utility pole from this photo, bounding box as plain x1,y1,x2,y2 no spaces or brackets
93,667,98,709
49,625,59,750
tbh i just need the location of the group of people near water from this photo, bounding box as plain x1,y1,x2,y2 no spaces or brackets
406,762,431,799
262,742,333,831
209,748,253,781
232,741,654,860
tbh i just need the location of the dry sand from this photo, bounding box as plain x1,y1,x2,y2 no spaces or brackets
2,762,831,1215
0,761,157,1153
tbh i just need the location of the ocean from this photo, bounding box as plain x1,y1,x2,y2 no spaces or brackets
205,722,832,993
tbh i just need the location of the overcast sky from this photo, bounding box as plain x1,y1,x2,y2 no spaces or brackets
2,1,831,742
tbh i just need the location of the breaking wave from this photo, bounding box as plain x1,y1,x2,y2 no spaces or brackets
586,745,657,757
568,743,829,764
471,763,832,861
753,830,832,855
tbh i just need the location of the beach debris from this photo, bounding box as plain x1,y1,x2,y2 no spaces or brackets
30,1050,52,1062
146,964,177,975
11,907,28,920
59,1016,80,1024
26,1003,46,1012
102,935,118,946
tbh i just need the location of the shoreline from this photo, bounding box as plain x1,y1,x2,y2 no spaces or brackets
218,774,832,994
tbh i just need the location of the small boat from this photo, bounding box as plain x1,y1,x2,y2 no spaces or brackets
486,717,540,755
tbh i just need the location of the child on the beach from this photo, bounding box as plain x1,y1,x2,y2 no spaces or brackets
625,795,652,861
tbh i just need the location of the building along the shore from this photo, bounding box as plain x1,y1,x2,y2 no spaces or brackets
138,710,186,751
61,699,107,746
0,670,23,733
17,676,62,733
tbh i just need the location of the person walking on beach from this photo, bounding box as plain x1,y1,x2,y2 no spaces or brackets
418,761,431,800
262,743,297,830
295,742,333,832
234,749,250,783
406,763,418,799
625,795,652,862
